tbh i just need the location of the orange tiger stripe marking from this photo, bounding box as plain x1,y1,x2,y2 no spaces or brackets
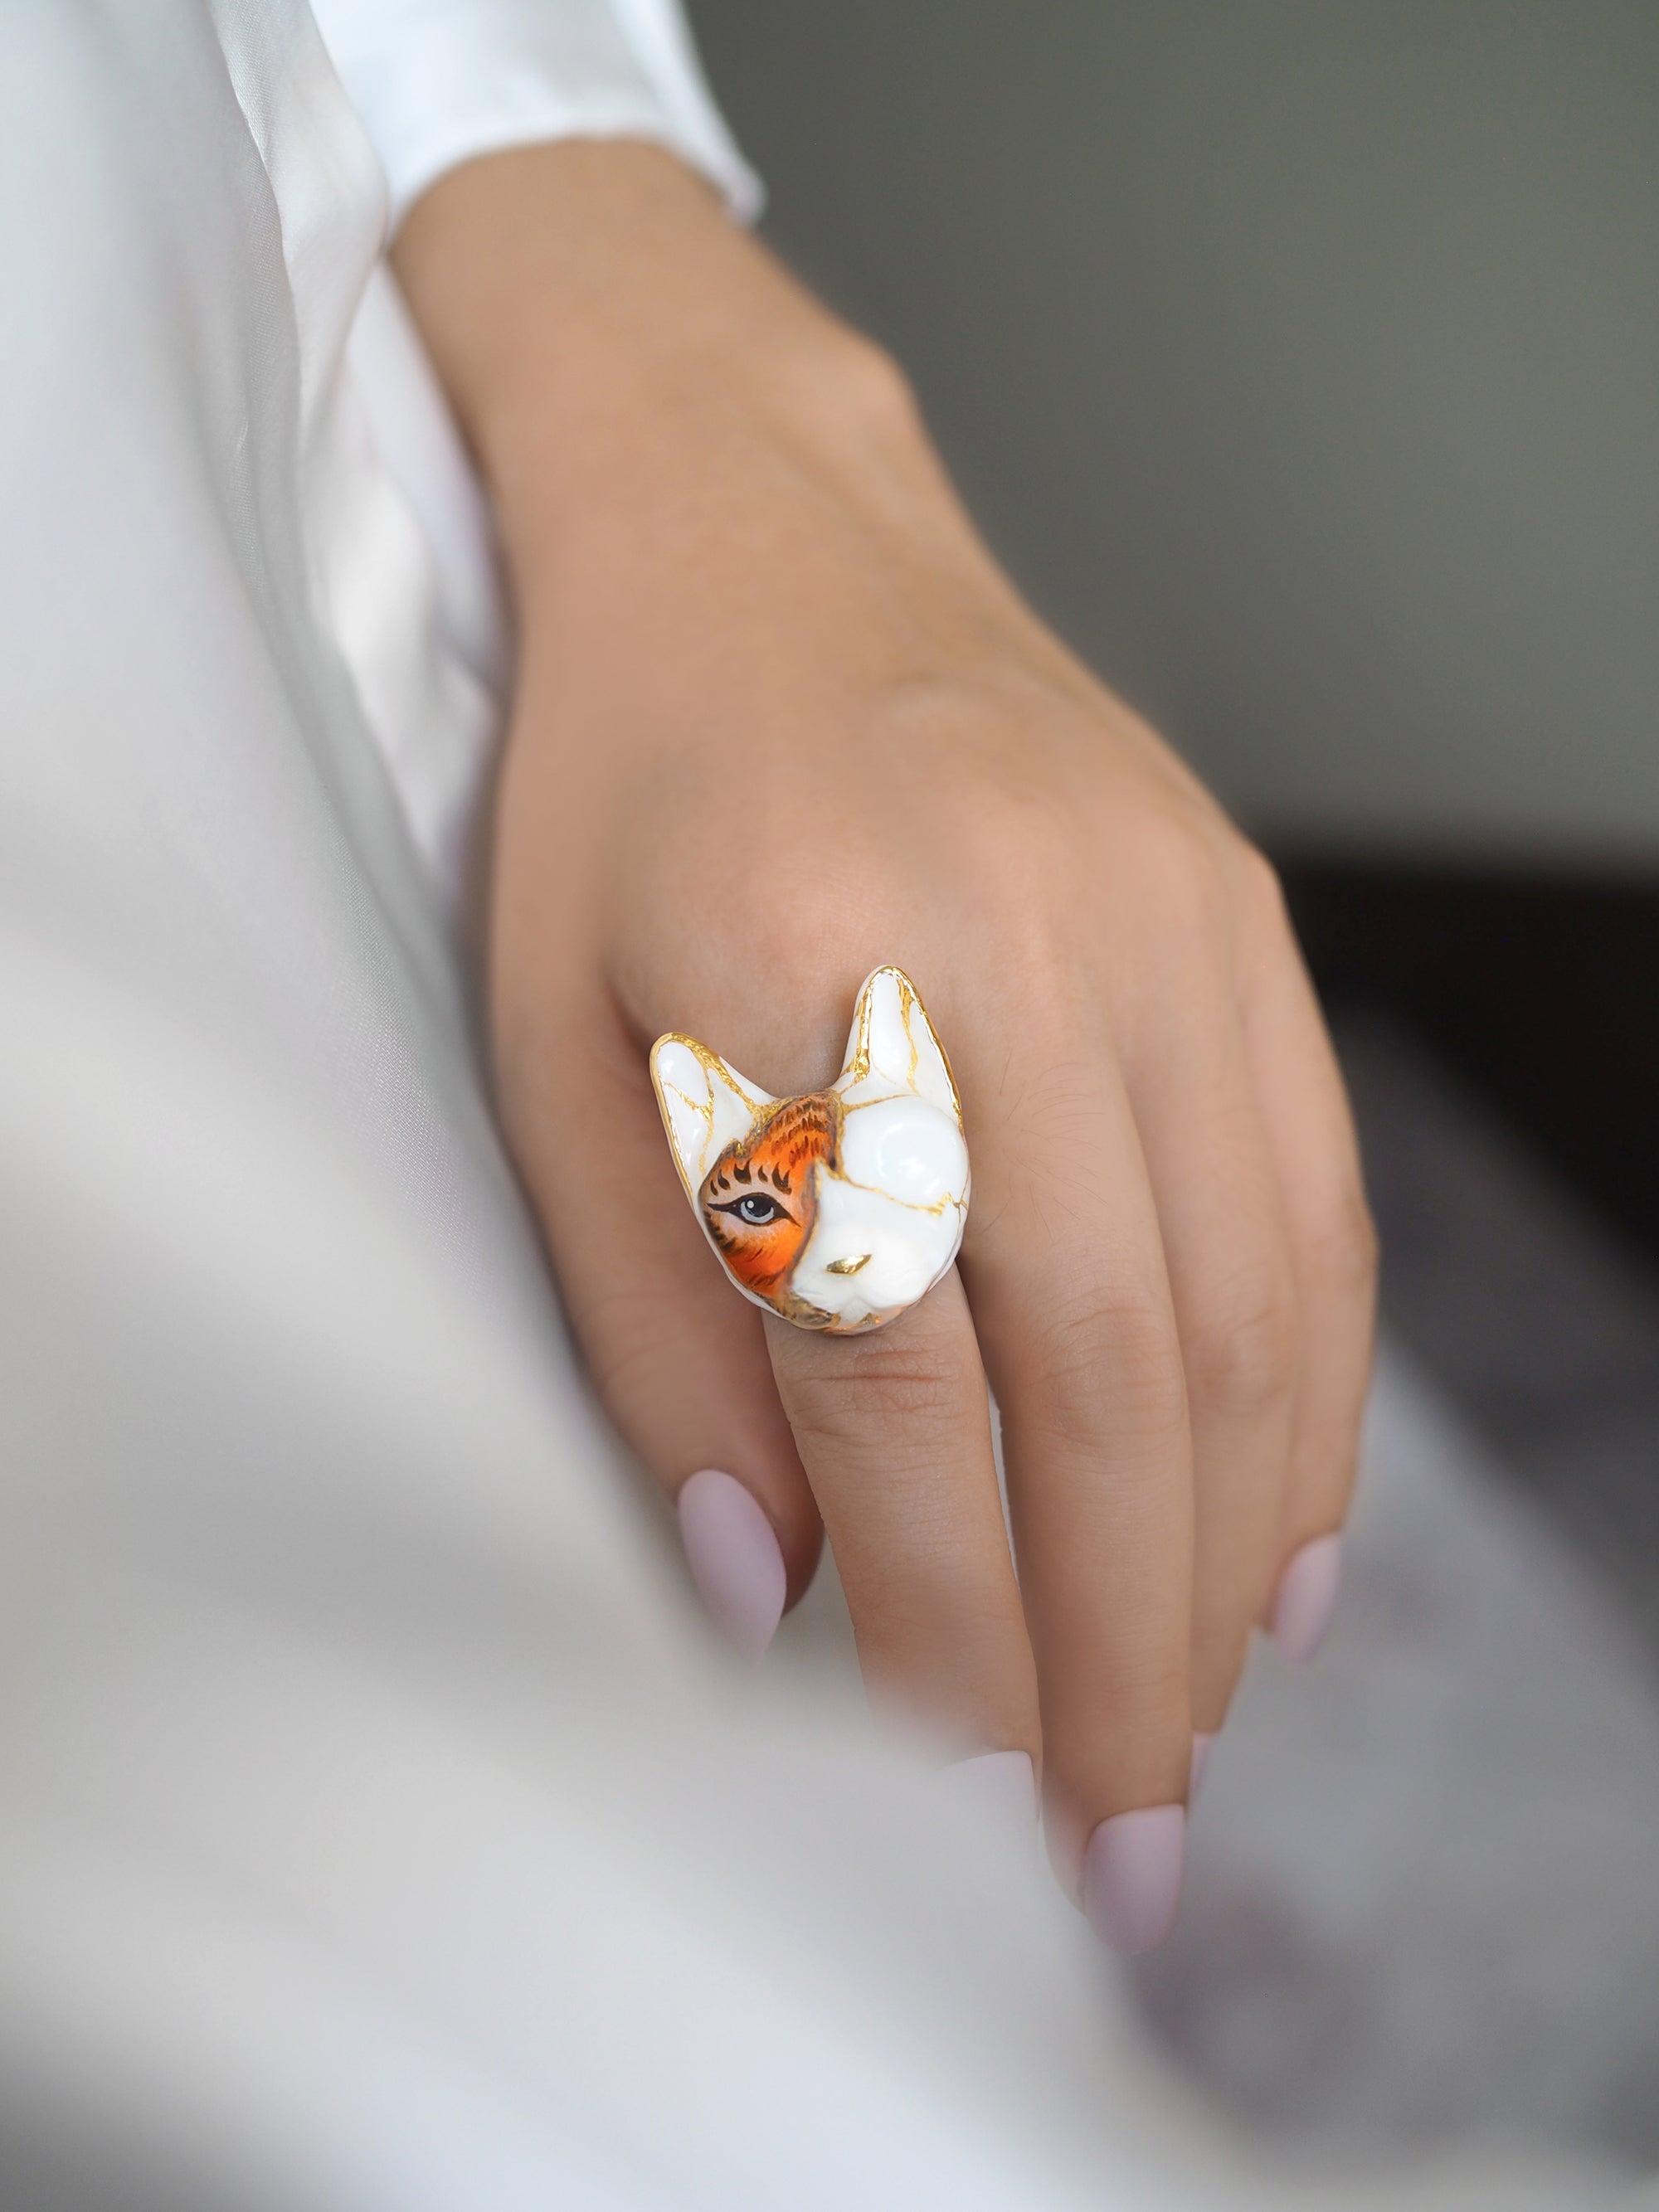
698,1092,839,1309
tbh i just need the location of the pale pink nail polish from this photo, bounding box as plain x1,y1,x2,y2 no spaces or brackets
1081,1805,1185,1955
1189,1733,1216,1801
677,1470,786,1662
1272,1532,1343,1663
943,1749,1038,1825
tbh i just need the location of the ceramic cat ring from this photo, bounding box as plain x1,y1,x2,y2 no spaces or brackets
650,967,971,1334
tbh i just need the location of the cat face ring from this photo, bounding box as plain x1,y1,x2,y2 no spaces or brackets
651,967,970,1334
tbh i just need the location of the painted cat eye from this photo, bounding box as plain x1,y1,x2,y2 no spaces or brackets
713,1193,791,1227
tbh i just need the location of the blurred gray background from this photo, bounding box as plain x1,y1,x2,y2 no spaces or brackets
690,0,1659,861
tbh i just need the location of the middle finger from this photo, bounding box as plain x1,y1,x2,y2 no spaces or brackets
765,1268,1041,1768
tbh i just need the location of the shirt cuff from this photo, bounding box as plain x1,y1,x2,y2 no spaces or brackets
309,0,763,231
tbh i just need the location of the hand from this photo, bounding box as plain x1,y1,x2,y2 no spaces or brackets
395,143,1376,1949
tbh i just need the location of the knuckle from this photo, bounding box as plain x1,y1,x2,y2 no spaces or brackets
1185,1264,1300,1419
1107,812,1235,965
1236,841,1289,932
577,1285,693,1410
834,334,921,435
1045,1660,1190,1789
1031,1286,1187,1446
1192,1612,1253,1698
956,805,1076,941
1306,1184,1381,1309
781,1339,966,1446
1097,1645,1190,1709
1133,807,1224,907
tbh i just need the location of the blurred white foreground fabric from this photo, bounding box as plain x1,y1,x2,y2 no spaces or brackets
0,5,1652,2207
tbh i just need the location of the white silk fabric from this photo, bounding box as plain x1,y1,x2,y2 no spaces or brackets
0,5,1633,2207
309,0,761,226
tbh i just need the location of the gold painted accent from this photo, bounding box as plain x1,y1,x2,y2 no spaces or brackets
844,979,874,1084
827,1170,968,1218
654,1032,768,1115
838,966,963,1130
824,1252,873,1276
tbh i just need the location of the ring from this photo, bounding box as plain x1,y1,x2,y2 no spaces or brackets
651,966,970,1334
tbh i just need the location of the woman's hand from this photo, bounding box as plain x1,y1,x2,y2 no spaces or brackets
395,143,1375,1950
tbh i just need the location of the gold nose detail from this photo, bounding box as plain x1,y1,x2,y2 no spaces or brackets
824,1253,873,1276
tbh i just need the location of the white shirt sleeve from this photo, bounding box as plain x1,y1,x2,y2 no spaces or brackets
308,0,762,229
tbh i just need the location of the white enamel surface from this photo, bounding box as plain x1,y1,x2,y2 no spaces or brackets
836,1090,967,1210
795,1086,969,1328
792,1151,968,1330
650,1038,773,1198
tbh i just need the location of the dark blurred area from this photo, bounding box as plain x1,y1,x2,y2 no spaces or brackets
692,0,1659,1636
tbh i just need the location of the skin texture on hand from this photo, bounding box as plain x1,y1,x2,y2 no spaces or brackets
393,142,1377,1923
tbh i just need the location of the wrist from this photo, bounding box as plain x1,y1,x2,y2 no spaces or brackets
392,140,913,581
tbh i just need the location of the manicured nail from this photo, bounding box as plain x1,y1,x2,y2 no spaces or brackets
1189,1733,1216,1801
942,1749,1038,1825
1081,1805,1185,1955
676,1469,786,1661
1272,1532,1343,1663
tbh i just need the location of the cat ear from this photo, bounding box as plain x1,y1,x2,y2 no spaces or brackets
650,1034,775,1198
835,966,962,1127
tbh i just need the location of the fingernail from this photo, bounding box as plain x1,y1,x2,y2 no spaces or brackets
677,1469,787,1661
1189,1733,1216,1801
1081,1805,1185,1955
942,1749,1038,1825
1272,1532,1343,1663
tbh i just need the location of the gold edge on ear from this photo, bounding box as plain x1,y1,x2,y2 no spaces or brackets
842,966,965,1131
842,972,879,1087
649,1032,776,1201
648,1034,703,1203
899,970,965,1131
